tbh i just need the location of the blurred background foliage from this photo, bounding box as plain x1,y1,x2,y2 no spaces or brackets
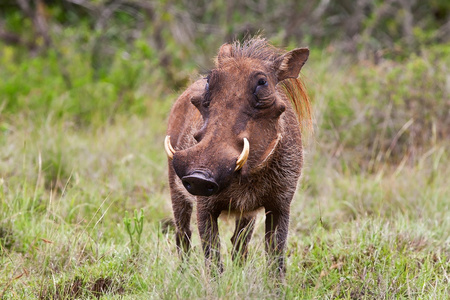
0,0,449,169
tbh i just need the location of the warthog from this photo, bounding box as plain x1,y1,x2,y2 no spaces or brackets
164,37,312,274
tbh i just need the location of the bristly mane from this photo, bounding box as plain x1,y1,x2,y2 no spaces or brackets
280,76,313,134
229,37,313,134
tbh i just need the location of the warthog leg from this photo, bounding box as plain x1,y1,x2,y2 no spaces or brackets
265,208,290,277
197,208,223,274
231,216,256,263
171,197,193,259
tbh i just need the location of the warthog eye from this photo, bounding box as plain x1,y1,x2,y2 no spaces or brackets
254,76,273,108
205,75,210,91
254,77,269,96
201,75,212,108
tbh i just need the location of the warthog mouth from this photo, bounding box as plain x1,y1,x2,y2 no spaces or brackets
164,135,250,172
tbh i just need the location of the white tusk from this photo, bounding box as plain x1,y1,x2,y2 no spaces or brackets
258,133,282,166
235,138,250,171
164,135,176,159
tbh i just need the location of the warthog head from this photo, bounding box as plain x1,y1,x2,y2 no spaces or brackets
165,41,309,196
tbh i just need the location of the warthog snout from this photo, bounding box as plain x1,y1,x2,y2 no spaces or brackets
166,135,250,196
171,144,237,196
181,171,219,196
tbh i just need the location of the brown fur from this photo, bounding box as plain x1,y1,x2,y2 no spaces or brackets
166,37,311,275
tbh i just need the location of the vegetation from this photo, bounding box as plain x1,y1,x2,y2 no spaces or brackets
1,0,449,298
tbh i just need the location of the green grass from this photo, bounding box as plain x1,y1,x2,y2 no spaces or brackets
1,39,449,299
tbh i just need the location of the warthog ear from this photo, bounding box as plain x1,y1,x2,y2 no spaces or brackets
275,48,309,82
217,43,233,66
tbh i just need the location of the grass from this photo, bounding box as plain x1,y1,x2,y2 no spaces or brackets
1,38,449,299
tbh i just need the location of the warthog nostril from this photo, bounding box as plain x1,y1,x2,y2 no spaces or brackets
181,171,219,196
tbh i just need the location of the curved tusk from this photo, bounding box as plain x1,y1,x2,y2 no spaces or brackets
259,133,282,166
164,135,176,159
235,138,250,171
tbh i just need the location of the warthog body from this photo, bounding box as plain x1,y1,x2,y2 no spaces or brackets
165,37,312,274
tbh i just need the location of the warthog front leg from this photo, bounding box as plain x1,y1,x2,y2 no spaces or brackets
197,208,223,274
265,208,290,276
231,216,255,263
171,196,193,259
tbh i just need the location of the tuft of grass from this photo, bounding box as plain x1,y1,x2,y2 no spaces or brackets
123,209,145,254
